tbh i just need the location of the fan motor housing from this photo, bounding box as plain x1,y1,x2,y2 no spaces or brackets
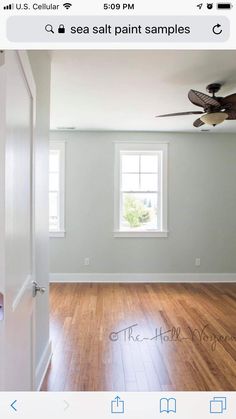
206,83,221,95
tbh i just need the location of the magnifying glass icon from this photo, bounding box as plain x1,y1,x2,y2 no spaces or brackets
45,24,54,34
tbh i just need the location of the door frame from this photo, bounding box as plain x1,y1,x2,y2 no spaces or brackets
0,50,6,391
18,50,37,390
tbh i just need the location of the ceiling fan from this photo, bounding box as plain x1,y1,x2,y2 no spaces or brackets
156,83,236,127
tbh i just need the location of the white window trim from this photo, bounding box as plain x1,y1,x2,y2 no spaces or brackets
49,140,66,238
114,142,168,238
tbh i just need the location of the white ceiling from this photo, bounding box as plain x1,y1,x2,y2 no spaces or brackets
50,50,236,133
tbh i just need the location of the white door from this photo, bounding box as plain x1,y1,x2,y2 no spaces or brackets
0,51,37,390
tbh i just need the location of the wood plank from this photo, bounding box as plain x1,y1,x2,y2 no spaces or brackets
41,283,236,391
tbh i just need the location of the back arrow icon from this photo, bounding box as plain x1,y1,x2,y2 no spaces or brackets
213,24,223,35
11,400,17,412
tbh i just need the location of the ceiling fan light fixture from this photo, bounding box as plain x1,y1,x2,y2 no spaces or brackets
200,112,228,126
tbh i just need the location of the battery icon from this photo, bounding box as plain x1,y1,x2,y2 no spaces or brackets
217,2,232,8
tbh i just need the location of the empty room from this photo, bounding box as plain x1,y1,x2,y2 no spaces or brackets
0,49,236,392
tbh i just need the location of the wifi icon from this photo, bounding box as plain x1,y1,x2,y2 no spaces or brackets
63,2,72,9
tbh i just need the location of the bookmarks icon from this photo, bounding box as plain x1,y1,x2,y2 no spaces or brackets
160,398,177,414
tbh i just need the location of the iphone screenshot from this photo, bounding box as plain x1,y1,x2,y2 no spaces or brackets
0,0,236,417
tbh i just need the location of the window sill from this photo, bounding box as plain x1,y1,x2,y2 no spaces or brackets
49,231,65,238
113,230,168,238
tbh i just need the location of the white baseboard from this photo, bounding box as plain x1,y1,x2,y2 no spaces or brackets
50,272,236,283
35,340,52,391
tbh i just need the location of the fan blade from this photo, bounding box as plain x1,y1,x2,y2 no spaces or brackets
156,111,204,118
226,110,236,120
193,118,205,128
188,90,220,108
221,93,236,107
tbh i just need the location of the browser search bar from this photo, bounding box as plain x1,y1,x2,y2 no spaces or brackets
7,16,230,43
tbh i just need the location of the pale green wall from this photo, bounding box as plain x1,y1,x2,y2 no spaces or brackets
50,130,236,274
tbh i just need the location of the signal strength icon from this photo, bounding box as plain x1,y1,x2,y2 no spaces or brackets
63,2,72,9
3,3,14,9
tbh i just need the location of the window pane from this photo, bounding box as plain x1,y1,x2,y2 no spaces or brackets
141,154,158,173
140,174,158,191
120,193,158,230
49,191,59,230
50,150,60,172
122,154,139,173
49,173,59,191
122,174,139,191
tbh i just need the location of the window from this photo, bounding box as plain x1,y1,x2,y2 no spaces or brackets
49,141,65,237
114,142,168,237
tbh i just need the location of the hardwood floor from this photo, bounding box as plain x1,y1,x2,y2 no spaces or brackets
41,283,236,391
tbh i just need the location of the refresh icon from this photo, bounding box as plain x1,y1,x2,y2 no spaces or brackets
212,23,223,35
